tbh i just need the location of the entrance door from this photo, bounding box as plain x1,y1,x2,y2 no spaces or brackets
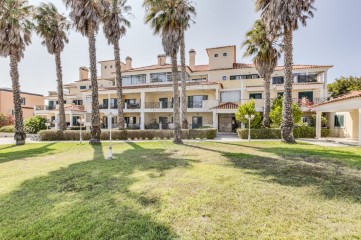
218,114,233,132
103,116,108,129
192,116,203,129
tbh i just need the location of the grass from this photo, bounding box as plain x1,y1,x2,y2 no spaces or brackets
1,141,361,239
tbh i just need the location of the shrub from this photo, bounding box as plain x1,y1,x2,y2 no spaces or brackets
0,125,15,133
25,116,47,134
237,127,330,139
309,114,328,127
69,126,86,130
39,129,217,141
235,100,262,128
0,114,14,128
269,97,302,128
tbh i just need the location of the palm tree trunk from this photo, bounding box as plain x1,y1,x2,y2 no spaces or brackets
10,49,26,145
88,23,101,144
281,28,295,143
180,32,188,129
55,52,67,132
171,50,183,144
113,39,125,130
263,74,271,128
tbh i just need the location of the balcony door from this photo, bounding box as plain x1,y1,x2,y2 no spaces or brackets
192,116,203,129
298,91,314,102
159,98,168,108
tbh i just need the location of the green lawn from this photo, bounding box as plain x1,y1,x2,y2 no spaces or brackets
1,141,361,239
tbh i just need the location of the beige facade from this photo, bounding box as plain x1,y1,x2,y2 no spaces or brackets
0,88,44,119
34,45,332,132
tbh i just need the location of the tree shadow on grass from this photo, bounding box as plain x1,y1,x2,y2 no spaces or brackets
185,143,361,203
0,142,190,239
0,143,57,163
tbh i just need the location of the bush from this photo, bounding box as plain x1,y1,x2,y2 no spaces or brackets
269,97,302,128
25,116,47,134
0,114,14,128
0,125,15,133
69,126,86,130
235,100,262,128
39,129,218,141
237,127,330,139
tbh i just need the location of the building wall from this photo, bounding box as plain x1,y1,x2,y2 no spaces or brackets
0,90,44,119
327,111,359,139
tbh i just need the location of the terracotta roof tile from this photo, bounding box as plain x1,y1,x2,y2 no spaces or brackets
212,102,239,110
313,91,361,107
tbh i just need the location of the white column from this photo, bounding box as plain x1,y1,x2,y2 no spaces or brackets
141,91,145,109
108,93,111,110
140,111,145,130
69,112,73,127
212,111,218,129
316,111,322,139
55,113,59,129
358,108,361,145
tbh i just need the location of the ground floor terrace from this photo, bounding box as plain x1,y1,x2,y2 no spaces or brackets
314,91,361,145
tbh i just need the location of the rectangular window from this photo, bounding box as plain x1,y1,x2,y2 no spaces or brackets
277,92,284,98
188,95,208,108
249,93,262,99
334,115,345,128
21,97,26,105
150,72,186,83
297,73,318,83
272,76,284,84
123,74,146,86
230,74,260,80
79,86,87,90
73,100,83,105
220,91,241,103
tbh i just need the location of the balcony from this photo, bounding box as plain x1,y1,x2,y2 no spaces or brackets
145,100,218,110
99,102,141,110
34,105,56,111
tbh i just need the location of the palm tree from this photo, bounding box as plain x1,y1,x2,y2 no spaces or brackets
103,0,131,130
0,0,33,145
34,3,71,133
242,19,280,128
63,0,109,144
256,0,315,143
144,0,184,144
178,1,196,129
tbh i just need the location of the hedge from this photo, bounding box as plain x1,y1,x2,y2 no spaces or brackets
0,125,15,133
237,126,330,140
39,128,217,141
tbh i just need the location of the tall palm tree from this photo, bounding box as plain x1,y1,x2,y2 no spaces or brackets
256,0,315,143
144,0,183,144
34,3,71,133
64,0,109,144
242,19,280,128
103,0,131,130
178,0,196,129
0,0,33,145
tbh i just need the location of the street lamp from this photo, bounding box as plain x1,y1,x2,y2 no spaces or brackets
245,114,255,142
77,118,85,144
108,112,113,160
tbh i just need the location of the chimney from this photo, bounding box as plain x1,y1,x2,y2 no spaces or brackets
157,54,166,66
79,67,89,80
125,56,132,70
189,49,196,69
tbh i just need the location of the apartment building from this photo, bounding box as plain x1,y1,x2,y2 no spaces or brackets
34,45,332,132
0,88,44,119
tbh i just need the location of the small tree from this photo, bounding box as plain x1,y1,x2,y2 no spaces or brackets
310,114,327,127
24,116,47,134
0,114,15,128
235,100,262,128
270,98,302,128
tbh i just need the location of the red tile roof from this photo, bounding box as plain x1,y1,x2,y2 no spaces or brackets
212,102,239,110
313,91,361,107
191,63,332,73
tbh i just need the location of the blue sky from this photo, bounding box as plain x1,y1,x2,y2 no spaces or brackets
1,0,360,95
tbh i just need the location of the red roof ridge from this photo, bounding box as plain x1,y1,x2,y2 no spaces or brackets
212,102,239,110
313,90,361,107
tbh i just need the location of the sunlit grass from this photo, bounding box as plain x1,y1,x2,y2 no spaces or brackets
0,141,361,239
